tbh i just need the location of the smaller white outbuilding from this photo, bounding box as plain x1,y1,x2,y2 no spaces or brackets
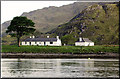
75,37,94,46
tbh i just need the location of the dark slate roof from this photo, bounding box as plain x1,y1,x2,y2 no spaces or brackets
23,37,57,42
83,38,93,42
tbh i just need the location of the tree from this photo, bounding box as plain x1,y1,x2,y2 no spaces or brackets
6,16,36,47
61,34,76,45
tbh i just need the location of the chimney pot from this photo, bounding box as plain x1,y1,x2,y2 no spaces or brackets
33,36,35,38
79,37,82,41
56,36,59,39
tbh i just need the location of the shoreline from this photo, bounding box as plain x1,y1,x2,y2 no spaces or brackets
1,52,119,59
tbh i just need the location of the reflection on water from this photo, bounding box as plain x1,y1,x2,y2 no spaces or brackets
1,59,119,78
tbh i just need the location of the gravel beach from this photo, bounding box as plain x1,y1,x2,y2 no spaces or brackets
1,52,119,59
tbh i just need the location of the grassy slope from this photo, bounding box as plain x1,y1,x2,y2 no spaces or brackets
2,35,32,45
2,45,119,53
2,2,97,45
2,3,119,45
51,3,119,45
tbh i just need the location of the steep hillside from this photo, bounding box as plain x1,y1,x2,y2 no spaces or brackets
50,3,119,45
1,21,11,36
2,2,97,35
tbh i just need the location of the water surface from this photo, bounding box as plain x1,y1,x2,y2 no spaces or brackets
1,58,119,78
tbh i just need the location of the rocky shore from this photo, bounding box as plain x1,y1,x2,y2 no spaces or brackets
1,52,119,59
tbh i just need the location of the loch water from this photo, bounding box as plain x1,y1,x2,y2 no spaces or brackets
1,58,119,78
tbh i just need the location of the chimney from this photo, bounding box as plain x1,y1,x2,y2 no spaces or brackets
47,36,49,38
79,37,82,42
56,36,59,39
33,36,35,38
30,36,32,38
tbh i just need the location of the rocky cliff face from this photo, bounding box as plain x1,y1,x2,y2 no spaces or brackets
2,2,118,45
50,3,119,45
2,2,97,35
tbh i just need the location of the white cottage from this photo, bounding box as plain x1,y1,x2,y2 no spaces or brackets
75,37,94,46
21,36,62,46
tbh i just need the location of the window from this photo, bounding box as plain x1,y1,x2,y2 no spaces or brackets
50,42,53,44
25,42,27,44
44,42,46,45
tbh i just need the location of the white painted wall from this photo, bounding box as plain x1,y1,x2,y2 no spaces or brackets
21,42,25,45
75,42,85,46
21,41,44,45
45,39,62,46
21,39,62,46
89,42,94,46
21,42,31,45
37,42,44,46
56,39,62,46
31,42,35,45
75,42,94,46
45,41,59,46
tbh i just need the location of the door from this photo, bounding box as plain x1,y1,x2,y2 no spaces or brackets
44,42,46,46
29,42,31,45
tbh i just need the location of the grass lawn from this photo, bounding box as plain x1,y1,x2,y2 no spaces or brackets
2,45,119,53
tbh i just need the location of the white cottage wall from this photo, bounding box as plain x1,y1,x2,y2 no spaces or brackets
75,42,94,46
21,42,30,45
89,42,94,46
85,42,89,46
37,42,44,46
57,39,62,46
21,36,62,46
31,42,36,45
21,42,25,45
45,41,61,46
75,42,86,46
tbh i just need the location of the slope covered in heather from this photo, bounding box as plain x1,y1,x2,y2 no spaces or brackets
50,3,119,45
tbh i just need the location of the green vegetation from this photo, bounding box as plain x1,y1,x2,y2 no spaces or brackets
2,2,96,34
2,3,119,46
50,3,119,45
2,2,96,46
61,34,77,45
6,16,36,47
2,45,119,53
